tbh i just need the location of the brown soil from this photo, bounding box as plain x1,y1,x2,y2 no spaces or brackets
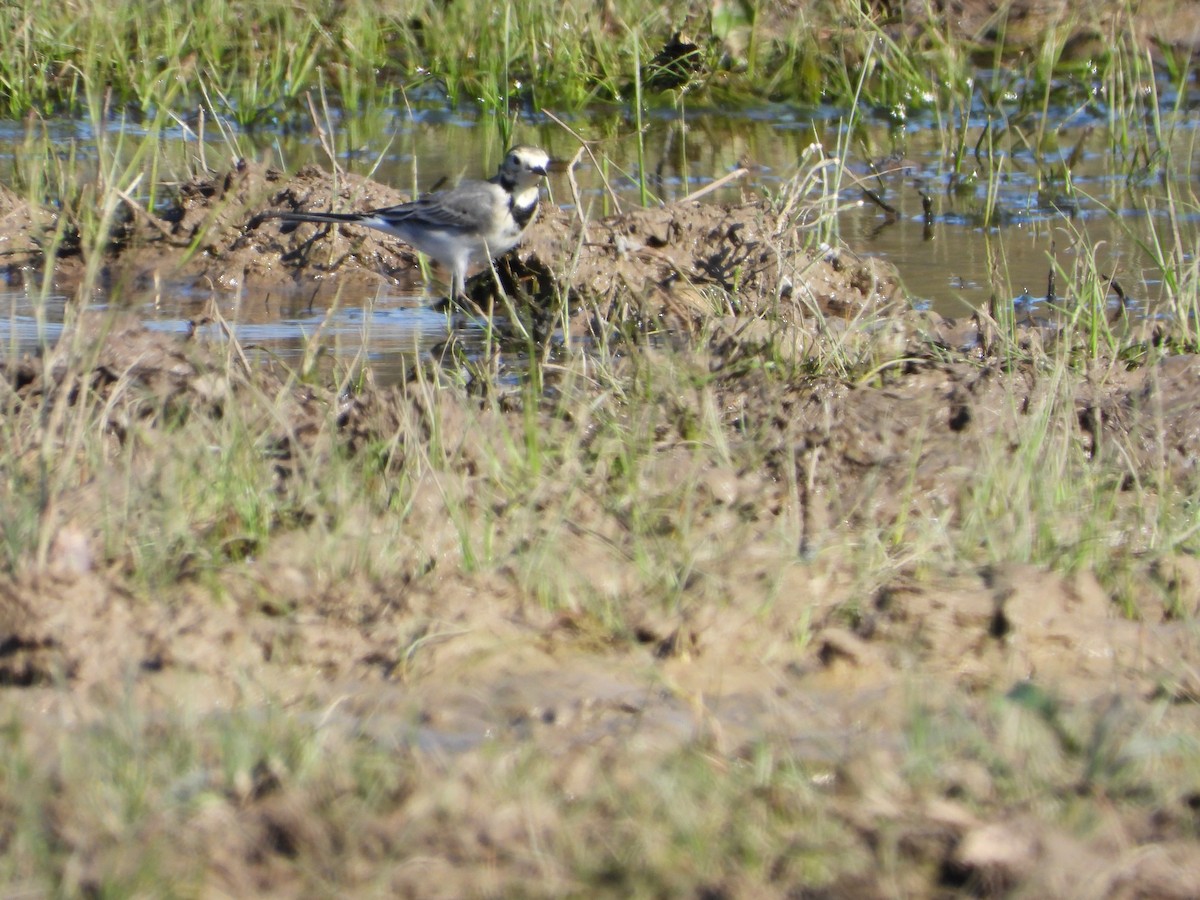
3,132,1200,898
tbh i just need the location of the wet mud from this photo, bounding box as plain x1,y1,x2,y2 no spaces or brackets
3,147,1200,896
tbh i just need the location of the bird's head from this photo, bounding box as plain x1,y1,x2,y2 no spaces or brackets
499,146,553,189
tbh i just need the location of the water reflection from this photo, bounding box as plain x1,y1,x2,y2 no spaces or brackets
2,284,463,386
183,286,461,385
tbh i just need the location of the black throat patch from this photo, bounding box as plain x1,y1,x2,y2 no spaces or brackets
509,193,539,229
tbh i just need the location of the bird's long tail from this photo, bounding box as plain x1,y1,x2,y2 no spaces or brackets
266,210,364,225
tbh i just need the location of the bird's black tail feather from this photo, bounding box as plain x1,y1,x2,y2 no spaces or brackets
268,210,364,224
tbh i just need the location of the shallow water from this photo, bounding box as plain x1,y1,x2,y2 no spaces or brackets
3,90,1198,381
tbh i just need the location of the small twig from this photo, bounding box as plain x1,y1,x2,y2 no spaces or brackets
565,145,588,230
485,256,532,343
861,187,899,221
115,187,177,242
205,297,254,375
1066,125,1092,170
974,120,991,166
1046,239,1057,304
305,91,343,178
540,108,623,214
166,110,198,141
197,105,206,172
677,167,749,204
1102,272,1129,322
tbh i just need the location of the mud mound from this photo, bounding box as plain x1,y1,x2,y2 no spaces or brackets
1094,353,1200,480
508,201,902,333
701,347,1200,541
3,311,270,438
0,182,54,286
92,159,418,293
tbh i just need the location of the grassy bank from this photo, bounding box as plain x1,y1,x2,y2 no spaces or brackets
3,262,1200,892
0,0,1185,124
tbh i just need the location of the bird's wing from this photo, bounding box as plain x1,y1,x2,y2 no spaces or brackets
378,180,498,233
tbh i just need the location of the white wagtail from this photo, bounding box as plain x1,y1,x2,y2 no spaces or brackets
263,146,552,302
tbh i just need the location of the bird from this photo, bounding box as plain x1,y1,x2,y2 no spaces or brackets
262,145,552,302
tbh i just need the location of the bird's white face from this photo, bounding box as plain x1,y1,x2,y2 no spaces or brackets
501,146,552,188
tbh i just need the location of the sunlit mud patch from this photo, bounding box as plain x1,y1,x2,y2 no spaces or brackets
502,202,903,335
160,159,421,293
0,160,426,298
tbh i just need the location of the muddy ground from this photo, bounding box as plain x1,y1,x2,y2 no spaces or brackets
2,143,1200,897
